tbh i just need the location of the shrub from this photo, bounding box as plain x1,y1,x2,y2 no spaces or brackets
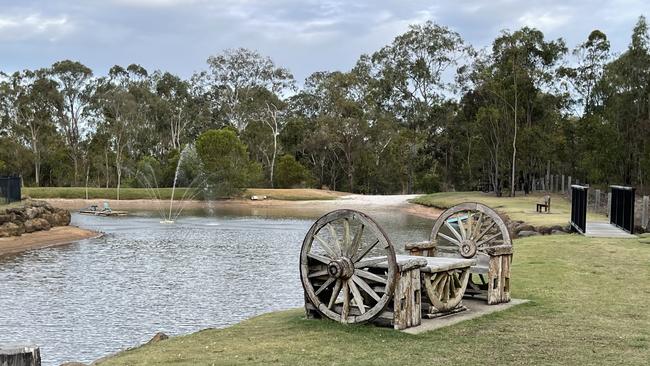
275,155,313,188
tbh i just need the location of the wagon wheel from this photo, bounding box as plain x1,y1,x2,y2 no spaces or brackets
300,209,397,324
423,268,471,312
430,202,512,259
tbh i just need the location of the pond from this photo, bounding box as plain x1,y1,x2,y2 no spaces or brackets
0,206,432,366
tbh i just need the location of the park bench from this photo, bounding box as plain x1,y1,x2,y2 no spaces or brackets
300,209,476,330
536,195,551,213
406,202,513,305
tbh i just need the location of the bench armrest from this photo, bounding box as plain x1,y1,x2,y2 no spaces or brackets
483,245,513,256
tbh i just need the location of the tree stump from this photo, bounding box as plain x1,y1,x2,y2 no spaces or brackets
0,345,41,366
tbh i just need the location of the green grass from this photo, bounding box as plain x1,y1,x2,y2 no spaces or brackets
99,234,650,365
22,187,346,201
412,191,607,227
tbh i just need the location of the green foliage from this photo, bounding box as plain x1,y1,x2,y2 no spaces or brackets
196,129,260,197
274,154,312,188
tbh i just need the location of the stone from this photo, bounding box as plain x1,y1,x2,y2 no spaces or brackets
514,224,535,234
147,332,169,344
0,222,24,237
24,218,51,233
518,230,539,237
537,226,553,235
551,230,568,235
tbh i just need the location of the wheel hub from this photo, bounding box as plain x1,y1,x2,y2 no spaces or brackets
460,240,477,258
328,257,354,279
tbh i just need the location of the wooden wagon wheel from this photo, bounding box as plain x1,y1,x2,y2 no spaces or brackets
422,268,471,312
430,202,512,259
300,209,397,324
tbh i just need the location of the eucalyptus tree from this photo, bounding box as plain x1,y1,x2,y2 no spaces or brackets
49,60,95,185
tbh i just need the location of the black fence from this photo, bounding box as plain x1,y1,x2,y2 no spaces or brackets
0,176,22,204
571,185,588,234
610,185,635,234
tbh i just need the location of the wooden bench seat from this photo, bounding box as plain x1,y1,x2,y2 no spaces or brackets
536,195,551,213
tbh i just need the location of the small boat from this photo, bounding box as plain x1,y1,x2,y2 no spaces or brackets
79,202,128,217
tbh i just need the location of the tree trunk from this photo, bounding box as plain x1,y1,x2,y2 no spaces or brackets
510,60,518,198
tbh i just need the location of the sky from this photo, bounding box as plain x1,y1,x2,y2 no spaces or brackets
1,0,649,82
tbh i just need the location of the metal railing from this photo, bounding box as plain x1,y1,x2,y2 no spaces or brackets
610,185,635,234
570,185,588,234
0,176,21,204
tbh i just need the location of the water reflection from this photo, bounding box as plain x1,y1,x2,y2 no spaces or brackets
0,207,431,365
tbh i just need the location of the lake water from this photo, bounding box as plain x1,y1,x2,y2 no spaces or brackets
0,206,431,365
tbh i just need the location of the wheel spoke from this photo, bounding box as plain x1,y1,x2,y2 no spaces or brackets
457,213,467,240
466,212,473,240
351,274,380,302
307,252,330,264
355,269,387,284
470,212,484,240
477,232,502,248
453,271,462,290
438,232,461,246
436,273,447,295
352,239,378,262
448,273,456,298
442,276,450,302
308,269,329,278
347,224,364,258
326,223,343,256
355,256,387,268
341,281,350,321
475,220,496,243
444,220,463,243
313,234,337,259
327,279,342,309
314,276,336,296
430,272,445,289
348,279,366,314
343,219,351,255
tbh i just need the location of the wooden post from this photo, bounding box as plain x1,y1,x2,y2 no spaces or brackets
607,192,612,218
568,176,572,198
643,196,649,230
0,345,41,366
595,189,601,211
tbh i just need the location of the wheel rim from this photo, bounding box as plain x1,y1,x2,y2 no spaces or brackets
300,209,397,324
430,202,511,258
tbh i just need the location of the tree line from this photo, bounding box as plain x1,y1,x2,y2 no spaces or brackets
1,16,649,196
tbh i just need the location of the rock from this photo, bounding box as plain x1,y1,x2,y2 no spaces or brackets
24,218,51,233
0,222,24,237
537,226,553,235
147,332,169,344
0,214,12,224
518,230,539,237
551,229,568,235
25,206,46,219
514,224,535,234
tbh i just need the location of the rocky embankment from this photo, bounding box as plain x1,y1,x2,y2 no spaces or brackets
0,199,71,237
508,220,572,238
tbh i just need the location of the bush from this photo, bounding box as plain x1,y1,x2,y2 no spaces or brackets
196,129,259,197
275,155,313,188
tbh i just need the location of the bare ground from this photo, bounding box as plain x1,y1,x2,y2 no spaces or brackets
0,226,102,257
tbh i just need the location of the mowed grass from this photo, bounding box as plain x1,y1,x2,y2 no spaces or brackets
412,191,607,226
22,187,346,201
99,235,650,366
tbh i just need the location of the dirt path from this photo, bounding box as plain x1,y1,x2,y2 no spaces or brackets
44,195,442,219
0,226,101,257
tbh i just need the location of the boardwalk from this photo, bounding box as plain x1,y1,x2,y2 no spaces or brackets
585,222,636,238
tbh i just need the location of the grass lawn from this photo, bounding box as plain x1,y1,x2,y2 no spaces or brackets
99,234,650,365
21,187,346,201
412,191,607,227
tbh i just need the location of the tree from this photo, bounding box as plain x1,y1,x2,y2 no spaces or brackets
275,154,312,188
50,60,94,185
196,128,260,196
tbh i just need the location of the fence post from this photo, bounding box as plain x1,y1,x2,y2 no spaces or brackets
594,189,601,211
643,196,649,230
607,192,612,218
568,176,572,198
561,174,565,193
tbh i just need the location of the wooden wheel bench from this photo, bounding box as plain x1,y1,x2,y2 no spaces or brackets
407,202,513,305
300,209,476,330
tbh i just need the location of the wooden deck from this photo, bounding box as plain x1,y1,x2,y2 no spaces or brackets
585,222,636,238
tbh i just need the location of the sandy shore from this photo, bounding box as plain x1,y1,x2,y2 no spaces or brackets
44,195,442,219
0,226,102,257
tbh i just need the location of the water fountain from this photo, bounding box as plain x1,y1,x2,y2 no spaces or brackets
134,144,207,224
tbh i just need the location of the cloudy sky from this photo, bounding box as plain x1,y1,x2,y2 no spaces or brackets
1,0,648,82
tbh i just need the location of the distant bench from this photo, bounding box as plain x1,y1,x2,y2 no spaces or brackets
536,195,551,213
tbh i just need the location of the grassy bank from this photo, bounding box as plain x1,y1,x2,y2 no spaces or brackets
99,234,650,365
412,191,607,226
22,187,345,201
